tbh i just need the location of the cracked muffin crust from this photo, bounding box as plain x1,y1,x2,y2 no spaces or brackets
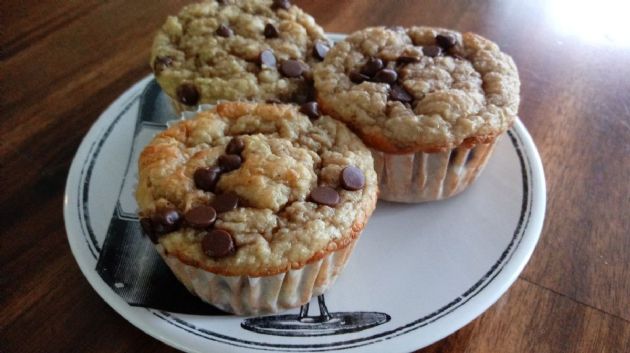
135,102,377,277
151,0,331,107
314,26,520,153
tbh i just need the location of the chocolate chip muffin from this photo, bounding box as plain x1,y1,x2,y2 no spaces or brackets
151,0,332,112
135,102,377,314
314,26,520,202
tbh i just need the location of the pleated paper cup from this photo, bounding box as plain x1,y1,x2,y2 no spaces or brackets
156,240,357,315
372,138,500,203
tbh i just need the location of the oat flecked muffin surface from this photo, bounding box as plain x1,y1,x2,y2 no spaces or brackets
151,0,332,108
314,26,520,153
136,102,377,278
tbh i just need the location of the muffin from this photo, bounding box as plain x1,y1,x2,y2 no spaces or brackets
314,26,520,202
150,0,332,112
135,102,377,315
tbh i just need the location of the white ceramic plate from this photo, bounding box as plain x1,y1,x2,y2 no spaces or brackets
65,34,545,353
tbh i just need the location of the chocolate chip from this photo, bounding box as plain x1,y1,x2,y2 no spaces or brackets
185,206,217,229
272,0,290,10
279,60,304,78
264,23,279,38
140,217,152,235
194,166,221,192
397,55,420,64
435,34,456,50
360,57,384,77
300,101,320,120
226,137,245,155
259,49,277,68
340,166,365,191
390,84,413,103
313,42,330,60
349,71,369,84
310,186,340,207
176,83,200,106
153,56,173,73
151,207,182,235
423,45,442,57
216,24,233,37
218,154,242,172
202,229,235,258
291,84,315,104
212,193,239,213
372,69,398,84
140,218,158,243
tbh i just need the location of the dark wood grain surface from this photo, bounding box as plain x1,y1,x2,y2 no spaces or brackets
2,0,629,352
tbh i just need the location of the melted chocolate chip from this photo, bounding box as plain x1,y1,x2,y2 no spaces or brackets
360,57,384,77
340,166,365,191
279,60,305,77
140,218,158,243
151,207,182,235
202,229,235,258
291,91,309,104
310,186,340,207
153,56,173,73
259,49,277,68
264,23,279,38
349,71,369,84
397,55,420,64
423,45,442,57
435,34,457,50
212,193,239,213
372,69,398,84
226,137,245,155
272,0,291,10
390,84,413,103
176,83,200,106
218,154,242,172
194,166,221,192
313,42,330,60
185,206,217,229
291,83,315,104
216,24,233,37
300,102,320,120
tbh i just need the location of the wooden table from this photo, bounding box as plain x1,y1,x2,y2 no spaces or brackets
2,0,629,352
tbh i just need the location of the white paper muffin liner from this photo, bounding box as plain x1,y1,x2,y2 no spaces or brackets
156,240,357,315
372,137,500,203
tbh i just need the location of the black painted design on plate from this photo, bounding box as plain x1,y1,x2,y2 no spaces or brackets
91,81,225,314
76,77,534,350
242,295,390,337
